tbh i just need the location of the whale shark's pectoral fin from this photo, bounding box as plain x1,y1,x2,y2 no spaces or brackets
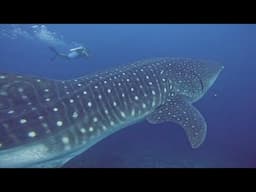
27,157,73,168
146,96,207,149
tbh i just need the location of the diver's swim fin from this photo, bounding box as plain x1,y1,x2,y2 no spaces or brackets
49,46,69,61
49,46,59,61
49,46,58,54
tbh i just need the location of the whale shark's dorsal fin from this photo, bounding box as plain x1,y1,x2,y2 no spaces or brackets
146,95,207,148
0,72,97,151
0,73,60,122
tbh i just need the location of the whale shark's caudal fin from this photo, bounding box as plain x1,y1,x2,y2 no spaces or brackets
146,95,207,149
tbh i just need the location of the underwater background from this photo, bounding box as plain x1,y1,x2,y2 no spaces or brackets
0,24,255,168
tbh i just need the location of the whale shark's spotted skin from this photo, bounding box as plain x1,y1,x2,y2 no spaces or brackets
0,57,223,167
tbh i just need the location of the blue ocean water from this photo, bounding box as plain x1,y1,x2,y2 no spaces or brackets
0,24,255,168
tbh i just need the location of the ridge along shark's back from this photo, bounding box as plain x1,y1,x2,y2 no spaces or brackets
0,57,223,167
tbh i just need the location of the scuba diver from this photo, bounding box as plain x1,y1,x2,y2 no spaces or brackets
49,46,89,61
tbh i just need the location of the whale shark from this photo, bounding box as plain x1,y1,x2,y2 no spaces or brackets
0,57,224,168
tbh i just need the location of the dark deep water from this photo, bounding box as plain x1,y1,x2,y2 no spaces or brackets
0,24,255,168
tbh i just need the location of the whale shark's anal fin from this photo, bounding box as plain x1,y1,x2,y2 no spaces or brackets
146,95,207,149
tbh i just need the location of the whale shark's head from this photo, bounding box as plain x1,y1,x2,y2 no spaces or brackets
165,58,224,102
